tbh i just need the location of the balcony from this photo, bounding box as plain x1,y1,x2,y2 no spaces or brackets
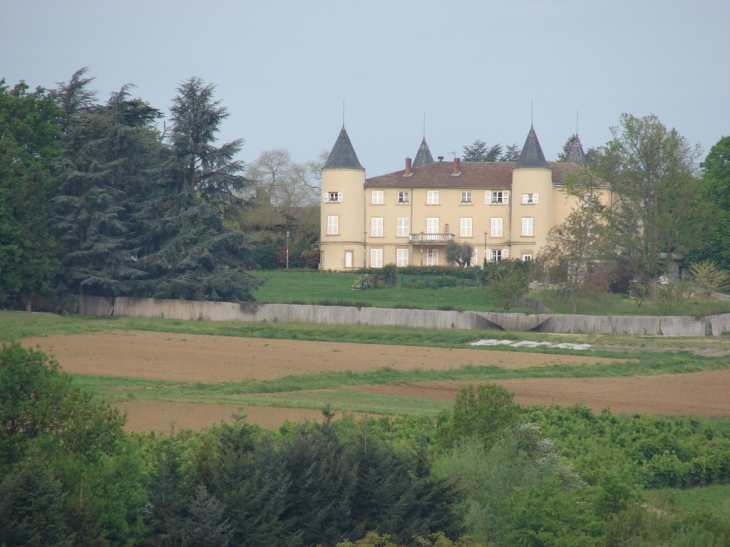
410,232,455,244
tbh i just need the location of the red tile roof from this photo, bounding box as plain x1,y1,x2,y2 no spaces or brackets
365,161,584,188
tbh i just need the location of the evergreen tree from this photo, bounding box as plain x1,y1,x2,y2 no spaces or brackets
501,143,521,162
50,76,164,298
462,140,502,162
137,77,262,302
0,80,61,306
183,485,232,547
0,454,72,547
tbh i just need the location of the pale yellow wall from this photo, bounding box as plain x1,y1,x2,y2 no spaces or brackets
320,168,365,270
363,185,512,267
510,167,553,259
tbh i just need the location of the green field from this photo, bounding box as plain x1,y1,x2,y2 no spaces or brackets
251,270,730,316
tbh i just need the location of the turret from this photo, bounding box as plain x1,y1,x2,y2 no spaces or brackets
320,126,366,270
511,125,553,255
412,137,434,168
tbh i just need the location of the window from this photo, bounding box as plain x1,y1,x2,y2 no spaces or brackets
427,191,439,204
522,254,533,261
324,192,342,203
397,248,409,267
486,190,509,204
522,217,534,237
372,190,384,204
461,191,472,204
371,217,383,237
398,191,409,204
460,217,472,237
426,248,438,266
427,217,439,234
397,217,409,237
490,217,503,237
327,215,338,235
345,251,353,268
522,193,538,204
371,248,383,268
491,249,509,262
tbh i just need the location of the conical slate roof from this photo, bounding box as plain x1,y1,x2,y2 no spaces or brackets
323,126,364,170
514,125,549,169
412,137,434,168
566,134,585,166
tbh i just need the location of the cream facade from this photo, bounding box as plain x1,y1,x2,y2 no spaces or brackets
319,125,603,270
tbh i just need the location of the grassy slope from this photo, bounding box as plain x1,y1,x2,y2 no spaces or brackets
251,270,730,316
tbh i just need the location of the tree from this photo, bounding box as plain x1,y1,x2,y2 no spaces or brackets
484,265,529,311
0,343,147,545
556,134,598,165
136,77,263,302
0,80,61,306
686,260,729,297
244,148,323,240
539,184,611,313
589,113,704,293
50,79,163,298
687,136,730,268
462,140,502,162
444,240,474,267
501,143,521,162
437,384,518,450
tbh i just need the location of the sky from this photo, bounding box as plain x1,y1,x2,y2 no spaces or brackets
2,0,728,177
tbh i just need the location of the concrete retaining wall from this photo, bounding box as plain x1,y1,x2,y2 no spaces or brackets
77,296,730,336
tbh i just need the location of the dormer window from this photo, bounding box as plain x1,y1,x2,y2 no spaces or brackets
398,191,409,204
461,191,472,204
324,192,343,203
522,193,538,204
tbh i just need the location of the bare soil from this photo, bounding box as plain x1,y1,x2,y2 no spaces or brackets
115,401,359,433
22,331,618,382
348,369,730,416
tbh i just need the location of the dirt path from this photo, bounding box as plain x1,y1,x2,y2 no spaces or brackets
348,368,730,416
115,401,369,433
22,331,620,382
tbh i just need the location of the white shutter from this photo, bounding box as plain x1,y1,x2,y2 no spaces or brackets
502,248,509,259
533,193,538,204
485,190,492,204
323,193,329,203
522,193,528,204
338,192,343,203
503,191,509,204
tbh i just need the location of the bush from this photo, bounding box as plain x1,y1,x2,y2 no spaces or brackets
687,260,730,297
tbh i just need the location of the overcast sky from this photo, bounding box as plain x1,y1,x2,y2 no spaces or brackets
2,0,728,176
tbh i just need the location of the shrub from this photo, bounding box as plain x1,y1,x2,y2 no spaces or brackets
687,260,730,297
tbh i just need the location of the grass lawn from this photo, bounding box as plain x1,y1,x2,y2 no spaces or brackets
250,270,535,313
251,270,730,316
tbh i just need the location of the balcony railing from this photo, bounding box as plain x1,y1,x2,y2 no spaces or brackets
410,232,455,244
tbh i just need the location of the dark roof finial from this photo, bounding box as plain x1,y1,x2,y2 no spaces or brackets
323,126,364,170
514,125,549,169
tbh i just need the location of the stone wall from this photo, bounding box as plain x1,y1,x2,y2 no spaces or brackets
74,296,730,336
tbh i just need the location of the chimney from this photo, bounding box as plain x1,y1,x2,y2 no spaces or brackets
452,157,461,175
404,156,412,176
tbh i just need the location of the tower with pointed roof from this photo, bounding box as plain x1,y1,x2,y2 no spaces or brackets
510,125,555,252
565,134,586,166
319,126,366,270
412,137,434,168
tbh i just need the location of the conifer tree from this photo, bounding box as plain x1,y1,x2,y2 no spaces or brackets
137,77,262,302
50,77,164,297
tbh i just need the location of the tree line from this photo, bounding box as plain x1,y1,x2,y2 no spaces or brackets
1,70,267,308
3,343,730,546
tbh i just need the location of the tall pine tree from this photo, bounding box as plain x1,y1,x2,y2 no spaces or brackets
137,77,261,302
